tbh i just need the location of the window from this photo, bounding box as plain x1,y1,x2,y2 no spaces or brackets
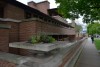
0,7,4,18
25,12,32,19
33,14,38,18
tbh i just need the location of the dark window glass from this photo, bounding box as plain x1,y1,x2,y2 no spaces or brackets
25,12,31,19
33,14,38,18
0,7,4,18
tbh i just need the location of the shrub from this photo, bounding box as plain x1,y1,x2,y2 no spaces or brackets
40,35,56,43
29,36,37,44
28,35,56,44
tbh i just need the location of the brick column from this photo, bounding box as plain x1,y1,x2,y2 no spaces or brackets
0,24,10,52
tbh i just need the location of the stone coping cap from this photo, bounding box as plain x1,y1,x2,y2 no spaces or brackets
9,42,59,52
22,18,44,22
9,41,77,52
9,38,86,52
0,18,21,22
0,52,30,64
0,18,41,23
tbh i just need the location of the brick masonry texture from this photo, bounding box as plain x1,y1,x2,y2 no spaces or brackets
19,21,37,56
36,1,50,14
0,29,9,52
28,1,50,14
0,22,19,42
0,21,19,54
4,4,25,20
19,20,71,42
19,21,36,41
37,21,75,35
0,60,16,67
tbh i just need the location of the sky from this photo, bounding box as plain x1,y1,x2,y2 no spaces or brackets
17,0,87,31
17,0,58,8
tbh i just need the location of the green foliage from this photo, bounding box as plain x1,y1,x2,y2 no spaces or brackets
94,38,100,50
56,0,100,23
28,35,56,44
28,35,37,44
40,35,56,43
87,22,100,35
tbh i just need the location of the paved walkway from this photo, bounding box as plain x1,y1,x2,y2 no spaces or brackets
75,38,100,67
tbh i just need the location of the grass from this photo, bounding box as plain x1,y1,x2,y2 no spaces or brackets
94,38,100,50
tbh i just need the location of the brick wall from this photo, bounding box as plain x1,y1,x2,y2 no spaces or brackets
68,35,76,41
0,22,19,54
4,4,25,20
23,20,63,35
20,20,72,41
19,49,34,56
37,21,76,41
8,22,19,42
0,22,19,42
19,21,36,41
36,21,69,35
0,60,16,67
37,22,60,34
0,28,9,52
36,1,50,14
66,28,76,35
28,1,37,9
28,1,50,14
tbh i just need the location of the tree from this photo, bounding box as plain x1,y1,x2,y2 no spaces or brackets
55,0,100,23
87,22,100,35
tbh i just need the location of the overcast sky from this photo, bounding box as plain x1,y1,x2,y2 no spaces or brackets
17,0,58,8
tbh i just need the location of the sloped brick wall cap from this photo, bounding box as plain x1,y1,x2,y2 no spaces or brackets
0,24,11,29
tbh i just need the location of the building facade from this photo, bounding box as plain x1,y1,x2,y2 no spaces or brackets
0,0,76,54
0,0,81,67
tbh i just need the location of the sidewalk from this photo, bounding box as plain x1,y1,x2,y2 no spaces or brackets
75,38,100,67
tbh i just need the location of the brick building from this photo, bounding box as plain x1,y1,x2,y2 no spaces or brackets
0,0,79,66
0,0,76,55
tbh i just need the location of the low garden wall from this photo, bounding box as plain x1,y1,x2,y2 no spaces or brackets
9,38,86,67
0,60,16,67
0,33,86,67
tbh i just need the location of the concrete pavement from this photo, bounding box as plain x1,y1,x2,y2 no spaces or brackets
75,38,100,67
